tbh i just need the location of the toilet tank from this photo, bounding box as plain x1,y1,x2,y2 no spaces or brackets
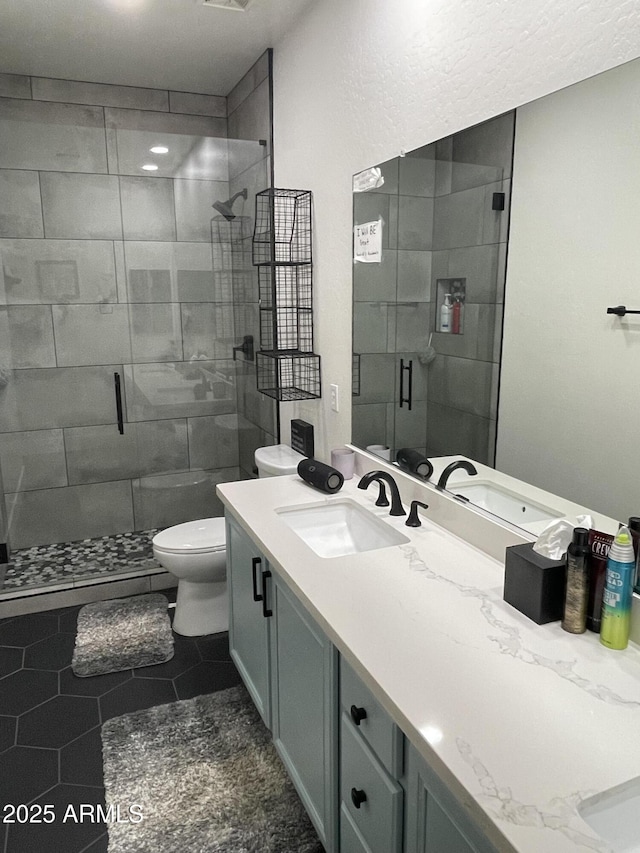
254,444,305,478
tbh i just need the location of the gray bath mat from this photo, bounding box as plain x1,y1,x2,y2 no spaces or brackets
101,685,323,853
72,593,174,677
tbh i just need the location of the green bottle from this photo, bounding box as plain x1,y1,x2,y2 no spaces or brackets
600,526,635,650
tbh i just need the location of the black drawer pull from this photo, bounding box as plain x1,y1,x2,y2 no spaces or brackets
251,557,262,602
350,705,367,726
261,569,272,618
351,787,367,809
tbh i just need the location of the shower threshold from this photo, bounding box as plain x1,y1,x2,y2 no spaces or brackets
0,529,166,601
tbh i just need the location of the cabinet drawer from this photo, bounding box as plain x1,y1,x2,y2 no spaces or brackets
340,803,372,853
341,712,403,853
340,657,403,776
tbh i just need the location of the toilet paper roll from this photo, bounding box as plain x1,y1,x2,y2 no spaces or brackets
297,459,344,494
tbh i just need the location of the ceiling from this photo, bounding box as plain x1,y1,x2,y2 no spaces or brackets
0,0,317,96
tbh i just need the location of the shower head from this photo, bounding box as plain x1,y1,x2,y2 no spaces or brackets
212,188,248,221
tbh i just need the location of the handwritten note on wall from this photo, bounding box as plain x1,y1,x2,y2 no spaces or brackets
353,219,382,263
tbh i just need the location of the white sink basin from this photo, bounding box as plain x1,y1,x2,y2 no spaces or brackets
578,777,640,852
450,480,564,528
276,498,410,558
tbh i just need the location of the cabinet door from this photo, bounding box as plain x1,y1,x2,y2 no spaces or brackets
271,575,339,853
405,744,499,853
226,517,272,728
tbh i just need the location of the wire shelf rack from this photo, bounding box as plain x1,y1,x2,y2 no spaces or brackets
256,351,321,401
252,189,312,266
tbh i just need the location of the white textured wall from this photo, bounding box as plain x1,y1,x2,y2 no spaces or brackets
497,59,640,522
272,0,640,461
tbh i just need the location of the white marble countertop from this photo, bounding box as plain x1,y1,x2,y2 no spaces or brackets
217,461,640,853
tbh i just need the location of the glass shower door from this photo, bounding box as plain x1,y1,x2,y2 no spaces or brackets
0,112,269,592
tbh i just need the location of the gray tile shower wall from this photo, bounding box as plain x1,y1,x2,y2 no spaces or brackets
0,70,270,550
426,112,515,465
352,114,514,465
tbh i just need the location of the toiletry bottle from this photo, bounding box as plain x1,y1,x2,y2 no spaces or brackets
452,297,461,334
586,529,613,632
600,525,636,650
561,527,590,634
628,516,640,588
439,293,452,333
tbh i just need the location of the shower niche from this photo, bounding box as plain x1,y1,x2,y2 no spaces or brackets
436,278,466,335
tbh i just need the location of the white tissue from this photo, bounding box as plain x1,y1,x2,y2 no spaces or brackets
532,514,593,560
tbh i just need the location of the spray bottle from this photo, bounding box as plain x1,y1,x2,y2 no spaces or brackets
600,525,636,650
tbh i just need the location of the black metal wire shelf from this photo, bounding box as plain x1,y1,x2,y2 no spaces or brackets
256,350,321,402
252,188,312,266
252,188,320,401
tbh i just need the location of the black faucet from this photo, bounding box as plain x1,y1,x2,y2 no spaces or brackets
436,460,478,491
358,470,406,516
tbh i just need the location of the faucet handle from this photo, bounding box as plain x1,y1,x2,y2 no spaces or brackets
406,500,429,527
375,482,389,507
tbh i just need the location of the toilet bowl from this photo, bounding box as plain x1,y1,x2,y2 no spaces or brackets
152,445,304,637
152,517,227,636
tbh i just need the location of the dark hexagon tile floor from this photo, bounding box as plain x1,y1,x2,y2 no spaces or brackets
0,588,238,853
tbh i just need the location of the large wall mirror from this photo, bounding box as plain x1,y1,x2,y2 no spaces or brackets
352,56,640,527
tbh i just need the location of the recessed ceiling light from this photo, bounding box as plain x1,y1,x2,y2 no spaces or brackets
150,146,169,154
142,164,159,171
202,0,253,9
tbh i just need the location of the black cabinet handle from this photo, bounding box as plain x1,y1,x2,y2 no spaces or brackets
351,787,367,809
350,705,367,726
113,372,124,434
399,359,412,410
261,569,272,618
251,557,262,602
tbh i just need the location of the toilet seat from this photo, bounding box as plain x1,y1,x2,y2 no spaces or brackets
153,517,226,556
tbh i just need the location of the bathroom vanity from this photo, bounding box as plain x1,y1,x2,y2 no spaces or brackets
217,454,640,853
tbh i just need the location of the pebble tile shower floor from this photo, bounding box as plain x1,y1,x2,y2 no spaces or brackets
0,590,242,853
1,530,161,591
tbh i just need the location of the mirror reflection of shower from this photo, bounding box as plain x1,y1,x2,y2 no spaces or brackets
212,188,248,220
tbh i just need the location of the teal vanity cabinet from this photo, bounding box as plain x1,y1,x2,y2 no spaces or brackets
404,744,499,853
227,513,499,853
339,659,404,853
341,659,499,853
271,573,339,852
226,516,272,727
226,515,339,853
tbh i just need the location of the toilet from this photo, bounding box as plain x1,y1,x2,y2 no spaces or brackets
152,444,305,636
254,443,306,478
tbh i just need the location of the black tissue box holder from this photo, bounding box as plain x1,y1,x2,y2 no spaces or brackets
503,543,566,624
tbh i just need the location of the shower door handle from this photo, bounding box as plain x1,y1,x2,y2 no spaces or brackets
399,359,413,410
113,372,124,434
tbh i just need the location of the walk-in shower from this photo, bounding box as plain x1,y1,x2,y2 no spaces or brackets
0,105,276,600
